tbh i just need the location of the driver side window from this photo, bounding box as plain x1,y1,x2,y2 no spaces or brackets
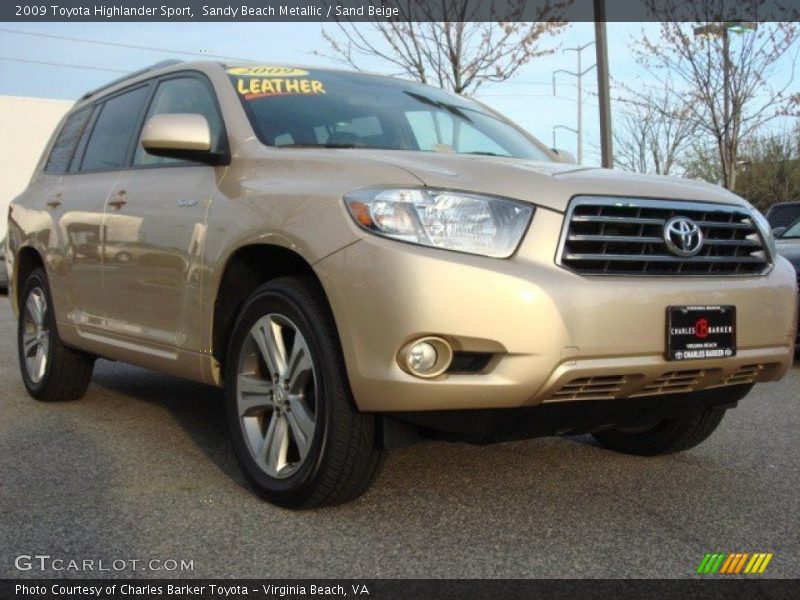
134,76,223,166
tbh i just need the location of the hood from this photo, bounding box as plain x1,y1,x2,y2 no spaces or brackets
776,238,800,267
353,150,750,213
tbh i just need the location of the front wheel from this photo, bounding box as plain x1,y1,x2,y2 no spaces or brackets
225,276,384,508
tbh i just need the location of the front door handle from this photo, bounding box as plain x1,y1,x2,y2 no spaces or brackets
46,194,62,209
109,191,128,211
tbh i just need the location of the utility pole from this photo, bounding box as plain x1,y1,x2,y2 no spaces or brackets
553,42,595,164
594,0,614,168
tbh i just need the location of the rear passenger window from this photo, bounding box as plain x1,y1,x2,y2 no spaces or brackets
81,86,149,172
134,76,223,166
68,105,98,173
44,107,93,174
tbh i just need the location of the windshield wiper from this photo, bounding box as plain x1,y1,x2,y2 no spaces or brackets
404,91,474,123
462,151,507,157
277,143,357,149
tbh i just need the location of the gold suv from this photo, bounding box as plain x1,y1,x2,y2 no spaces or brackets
6,61,798,507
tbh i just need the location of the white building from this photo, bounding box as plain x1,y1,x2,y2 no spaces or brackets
0,95,73,240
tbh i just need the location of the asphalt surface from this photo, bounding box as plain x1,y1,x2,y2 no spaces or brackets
0,294,798,579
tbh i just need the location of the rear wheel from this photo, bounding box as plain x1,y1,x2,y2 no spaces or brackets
17,268,94,402
592,407,727,456
592,384,755,456
225,276,384,508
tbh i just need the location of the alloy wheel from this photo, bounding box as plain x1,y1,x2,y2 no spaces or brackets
21,287,50,384
236,314,317,479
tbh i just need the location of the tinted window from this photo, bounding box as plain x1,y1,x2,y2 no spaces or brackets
766,204,800,228
69,105,98,172
229,68,552,161
81,86,149,172
134,76,223,166
44,107,93,173
781,218,800,238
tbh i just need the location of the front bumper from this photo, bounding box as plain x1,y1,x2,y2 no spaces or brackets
315,209,798,412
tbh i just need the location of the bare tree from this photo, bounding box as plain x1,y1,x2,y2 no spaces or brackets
634,2,799,189
614,85,696,175
681,141,724,185
614,108,650,174
321,0,569,95
790,93,800,116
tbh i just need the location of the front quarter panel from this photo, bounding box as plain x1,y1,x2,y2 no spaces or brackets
203,141,424,351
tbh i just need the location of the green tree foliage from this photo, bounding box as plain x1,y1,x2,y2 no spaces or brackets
735,125,800,210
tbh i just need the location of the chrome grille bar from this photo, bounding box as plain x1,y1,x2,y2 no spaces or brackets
557,197,772,276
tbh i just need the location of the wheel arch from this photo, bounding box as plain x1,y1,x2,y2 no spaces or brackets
12,246,46,315
211,244,338,382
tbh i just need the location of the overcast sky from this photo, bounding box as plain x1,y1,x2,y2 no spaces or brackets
0,21,796,166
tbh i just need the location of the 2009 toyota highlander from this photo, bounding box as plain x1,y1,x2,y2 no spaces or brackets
6,61,798,507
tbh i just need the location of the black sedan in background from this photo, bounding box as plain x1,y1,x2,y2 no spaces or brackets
767,202,800,229
775,219,800,351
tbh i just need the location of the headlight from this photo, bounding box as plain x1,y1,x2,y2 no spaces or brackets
749,207,777,259
344,187,534,258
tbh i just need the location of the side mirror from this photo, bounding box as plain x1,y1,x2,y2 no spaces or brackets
141,113,226,165
772,226,786,238
550,147,577,164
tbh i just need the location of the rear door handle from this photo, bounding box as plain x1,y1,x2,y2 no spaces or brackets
109,190,128,210
46,194,62,209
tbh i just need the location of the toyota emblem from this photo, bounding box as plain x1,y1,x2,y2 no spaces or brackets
663,216,704,257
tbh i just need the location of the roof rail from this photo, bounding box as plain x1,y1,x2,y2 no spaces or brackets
80,59,184,100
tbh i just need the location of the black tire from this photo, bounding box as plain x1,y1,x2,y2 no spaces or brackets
18,267,94,402
225,276,384,508
592,407,727,456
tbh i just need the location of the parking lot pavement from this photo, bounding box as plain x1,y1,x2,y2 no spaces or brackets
0,294,797,579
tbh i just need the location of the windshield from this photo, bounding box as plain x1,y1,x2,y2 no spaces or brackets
227,66,553,161
781,218,800,239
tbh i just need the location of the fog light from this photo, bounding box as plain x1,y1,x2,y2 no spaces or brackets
398,336,453,378
409,342,438,373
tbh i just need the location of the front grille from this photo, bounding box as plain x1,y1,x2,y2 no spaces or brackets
634,370,704,396
543,363,775,403
550,375,627,401
709,364,765,387
558,197,771,276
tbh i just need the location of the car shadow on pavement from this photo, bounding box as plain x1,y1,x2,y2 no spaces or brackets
90,360,249,491
87,356,799,524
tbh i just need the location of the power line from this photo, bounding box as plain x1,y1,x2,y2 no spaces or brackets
504,80,598,88
0,55,128,74
553,42,597,165
477,94,580,102
0,27,252,61
0,27,606,91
